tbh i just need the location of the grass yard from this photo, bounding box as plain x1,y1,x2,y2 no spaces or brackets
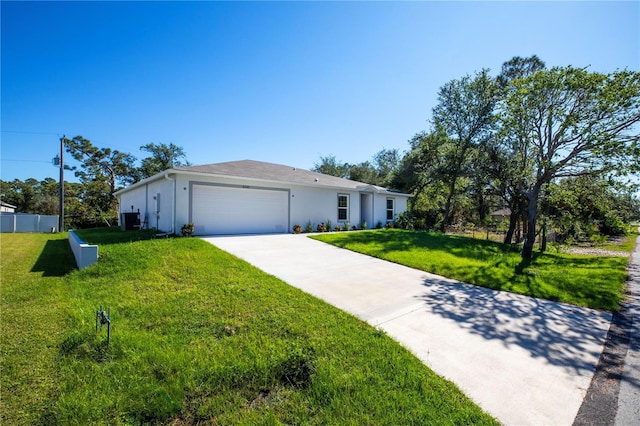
1,229,497,425
312,229,634,312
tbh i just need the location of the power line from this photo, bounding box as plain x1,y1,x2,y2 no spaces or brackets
0,158,52,163
1,130,63,136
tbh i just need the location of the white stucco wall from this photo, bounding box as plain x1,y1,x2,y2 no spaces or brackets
371,193,407,226
118,177,175,233
289,185,361,231
118,171,410,235
173,174,371,233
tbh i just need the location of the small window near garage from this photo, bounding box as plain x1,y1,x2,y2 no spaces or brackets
386,198,395,221
338,194,349,221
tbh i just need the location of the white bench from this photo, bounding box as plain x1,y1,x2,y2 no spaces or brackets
68,230,99,270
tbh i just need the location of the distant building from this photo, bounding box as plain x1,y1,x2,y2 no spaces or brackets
490,208,511,221
0,201,16,213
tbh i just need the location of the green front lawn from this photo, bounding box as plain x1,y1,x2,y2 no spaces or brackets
1,229,496,425
312,229,631,312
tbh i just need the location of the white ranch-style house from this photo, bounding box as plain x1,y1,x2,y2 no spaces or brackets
115,160,411,236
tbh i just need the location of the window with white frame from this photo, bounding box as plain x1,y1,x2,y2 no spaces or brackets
338,194,349,221
386,198,395,221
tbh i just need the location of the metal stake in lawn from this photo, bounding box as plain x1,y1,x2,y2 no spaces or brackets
96,306,111,344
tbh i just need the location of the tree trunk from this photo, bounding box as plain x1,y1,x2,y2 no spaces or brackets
440,177,457,233
478,192,486,223
521,185,541,259
504,208,519,244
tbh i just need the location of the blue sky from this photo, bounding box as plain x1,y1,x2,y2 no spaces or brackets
2,1,639,184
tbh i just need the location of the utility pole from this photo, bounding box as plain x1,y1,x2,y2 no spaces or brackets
59,135,65,232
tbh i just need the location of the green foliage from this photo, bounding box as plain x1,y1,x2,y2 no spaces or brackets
64,135,138,192
1,231,496,425
180,223,195,237
313,230,630,311
432,69,499,231
1,177,60,215
496,55,546,88
312,149,401,186
312,155,350,178
138,142,190,179
394,211,415,230
391,59,640,258
325,220,333,232
304,220,314,233
544,175,638,242
501,66,640,257
1,139,191,229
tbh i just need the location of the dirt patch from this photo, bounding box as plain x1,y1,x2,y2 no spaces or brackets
562,247,629,257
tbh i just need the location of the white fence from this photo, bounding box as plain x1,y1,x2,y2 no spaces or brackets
68,230,99,270
0,214,59,233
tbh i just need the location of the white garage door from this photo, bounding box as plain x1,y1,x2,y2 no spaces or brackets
191,185,289,235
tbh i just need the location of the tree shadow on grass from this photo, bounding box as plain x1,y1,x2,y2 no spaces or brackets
324,229,520,262
415,278,612,374
31,239,77,277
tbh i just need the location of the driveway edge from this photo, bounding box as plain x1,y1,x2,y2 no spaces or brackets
573,229,640,426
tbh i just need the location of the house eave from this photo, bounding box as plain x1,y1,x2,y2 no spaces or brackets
114,168,413,198
113,170,176,196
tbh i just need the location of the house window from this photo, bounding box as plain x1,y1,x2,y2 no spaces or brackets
338,194,349,221
386,198,395,221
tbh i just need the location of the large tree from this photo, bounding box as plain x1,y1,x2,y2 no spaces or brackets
0,178,55,214
501,66,640,258
486,55,546,244
64,136,138,193
431,69,498,231
392,132,452,206
138,142,190,179
372,148,401,187
312,155,350,179
64,136,139,224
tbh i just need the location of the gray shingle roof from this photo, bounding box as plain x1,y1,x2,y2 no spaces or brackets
115,159,410,196
174,160,393,192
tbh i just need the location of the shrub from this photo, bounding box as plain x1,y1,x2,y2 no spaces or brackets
292,224,302,234
360,220,367,230
317,223,327,232
181,223,195,237
304,220,314,233
376,221,383,229
395,212,414,230
600,213,628,236
326,220,333,232
589,233,607,245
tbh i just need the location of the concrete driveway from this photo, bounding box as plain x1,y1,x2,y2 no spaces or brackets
202,233,612,425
